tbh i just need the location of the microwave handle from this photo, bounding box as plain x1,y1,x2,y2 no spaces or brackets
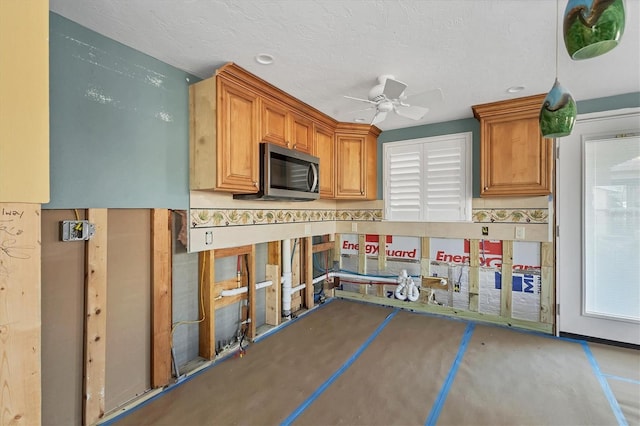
307,163,319,193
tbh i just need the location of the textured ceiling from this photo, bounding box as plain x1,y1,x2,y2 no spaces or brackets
49,0,640,131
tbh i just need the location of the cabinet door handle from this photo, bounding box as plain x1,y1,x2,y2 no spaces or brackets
286,141,291,148
293,143,297,149
484,186,488,190
361,190,364,195
253,181,258,188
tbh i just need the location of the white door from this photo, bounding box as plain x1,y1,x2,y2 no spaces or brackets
557,108,640,345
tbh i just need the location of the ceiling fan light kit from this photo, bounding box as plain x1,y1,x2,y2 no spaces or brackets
563,0,626,60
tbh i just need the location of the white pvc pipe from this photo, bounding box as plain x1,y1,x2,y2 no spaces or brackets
220,287,248,297
256,280,272,290
291,283,306,293
282,239,292,317
219,280,273,297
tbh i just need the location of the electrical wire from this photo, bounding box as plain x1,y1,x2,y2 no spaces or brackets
170,253,207,355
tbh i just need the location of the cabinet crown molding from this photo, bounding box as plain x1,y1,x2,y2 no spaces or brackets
472,94,547,120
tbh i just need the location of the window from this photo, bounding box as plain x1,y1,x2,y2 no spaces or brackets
383,132,472,222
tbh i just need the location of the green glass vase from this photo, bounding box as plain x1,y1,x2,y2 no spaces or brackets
563,0,626,60
539,79,577,138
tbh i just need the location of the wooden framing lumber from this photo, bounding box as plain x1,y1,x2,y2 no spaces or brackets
84,208,108,425
358,234,366,294
0,203,41,426
214,244,252,259
336,291,553,334
334,234,342,270
198,250,215,360
151,209,172,388
268,241,282,318
304,237,314,309
501,240,513,318
468,239,479,312
312,241,334,253
420,237,430,279
540,242,555,325
265,264,281,325
247,245,256,339
376,235,388,297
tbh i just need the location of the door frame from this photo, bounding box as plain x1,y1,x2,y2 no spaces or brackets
555,107,640,344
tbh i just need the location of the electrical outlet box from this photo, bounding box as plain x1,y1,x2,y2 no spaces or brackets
515,226,525,240
60,220,95,241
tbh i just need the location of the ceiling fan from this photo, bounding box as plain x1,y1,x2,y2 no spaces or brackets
344,75,443,125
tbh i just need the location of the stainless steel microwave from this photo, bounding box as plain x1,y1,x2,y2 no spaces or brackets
233,143,320,201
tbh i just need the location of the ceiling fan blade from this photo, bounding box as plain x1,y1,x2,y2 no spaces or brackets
395,105,429,121
371,110,388,125
344,95,377,104
402,88,444,106
346,105,376,114
382,78,407,100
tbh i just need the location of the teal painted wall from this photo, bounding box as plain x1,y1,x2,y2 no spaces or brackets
377,92,640,199
46,13,197,209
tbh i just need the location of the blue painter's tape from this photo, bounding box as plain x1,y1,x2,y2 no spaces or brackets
280,309,399,426
582,342,628,426
425,322,475,426
603,373,640,386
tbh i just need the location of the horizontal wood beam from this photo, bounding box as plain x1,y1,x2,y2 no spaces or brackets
214,244,252,259
312,241,334,253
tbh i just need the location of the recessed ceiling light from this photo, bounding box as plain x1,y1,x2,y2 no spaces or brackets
507,85,526,94
255,54,274,65
354,118,366,123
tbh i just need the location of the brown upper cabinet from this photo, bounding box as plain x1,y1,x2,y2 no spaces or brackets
314,122,336,198
190,74,260,193
472,94,553,197
189,62,379,199
334,124,380,200
260,98,313,154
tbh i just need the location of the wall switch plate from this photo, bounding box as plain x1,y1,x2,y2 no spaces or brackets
515,226,525,240
60,220,95,241
205,231,213,245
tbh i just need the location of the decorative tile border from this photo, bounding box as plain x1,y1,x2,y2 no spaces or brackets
190,207,547,228
472,208,548,224
190,208,383,228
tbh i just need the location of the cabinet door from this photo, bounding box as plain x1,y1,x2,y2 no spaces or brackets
260,97,288,147
335,133,367,199
481,116,552,196
217,78,260,192
314,123,335,198
289,111,313,154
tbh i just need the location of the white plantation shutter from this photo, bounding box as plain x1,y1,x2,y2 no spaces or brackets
424,138,468,221
385,145,423,221
383,132,471,222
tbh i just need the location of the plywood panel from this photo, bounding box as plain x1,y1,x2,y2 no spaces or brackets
0,203,41,425
105,209,151,412
41,209,85,426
